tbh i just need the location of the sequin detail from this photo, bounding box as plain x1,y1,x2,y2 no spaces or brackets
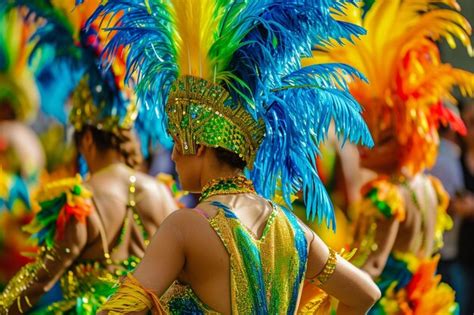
200,175,255,202
161,201,308,314
167,76,265,168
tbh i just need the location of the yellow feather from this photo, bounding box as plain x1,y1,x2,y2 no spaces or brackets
170,0,221,80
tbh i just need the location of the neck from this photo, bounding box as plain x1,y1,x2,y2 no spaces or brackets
88,150,123,174
199,165,242,192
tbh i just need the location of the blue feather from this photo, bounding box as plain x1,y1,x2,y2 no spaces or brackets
92,0,373,229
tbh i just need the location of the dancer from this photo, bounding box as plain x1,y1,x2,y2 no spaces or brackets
92,1,381,314
311,0,474,313
0,1,178,313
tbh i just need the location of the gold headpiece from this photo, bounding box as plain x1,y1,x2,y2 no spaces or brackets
167,76,265,168
69,75,138,133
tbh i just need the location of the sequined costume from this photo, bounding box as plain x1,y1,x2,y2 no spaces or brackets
311,1,474,313
90,0,374,313
160,201,307,314
0,175,150,314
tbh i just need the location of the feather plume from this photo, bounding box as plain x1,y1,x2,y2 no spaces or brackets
311,0,474,175
91,0,373,228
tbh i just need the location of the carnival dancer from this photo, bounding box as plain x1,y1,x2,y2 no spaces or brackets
91,0,382,314
0,1,178,313
311,0,474,313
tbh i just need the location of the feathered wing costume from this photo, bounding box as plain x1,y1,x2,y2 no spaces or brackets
87,0,374,313
311,1,473,314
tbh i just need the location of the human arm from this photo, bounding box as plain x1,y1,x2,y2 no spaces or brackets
360,217,399,278
0,176,91,314
451,193,474,218
305,229,381,315
0,216,87,314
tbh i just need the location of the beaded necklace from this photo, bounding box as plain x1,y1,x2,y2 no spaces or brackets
200,175,255,202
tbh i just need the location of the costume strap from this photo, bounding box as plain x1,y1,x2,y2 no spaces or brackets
98,274,165,315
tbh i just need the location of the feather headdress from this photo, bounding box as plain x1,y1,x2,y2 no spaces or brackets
2,0,137,132
309,0,474,175
0,8,39,122
91,0,374,228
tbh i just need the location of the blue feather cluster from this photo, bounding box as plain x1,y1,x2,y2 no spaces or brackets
91,0,374,229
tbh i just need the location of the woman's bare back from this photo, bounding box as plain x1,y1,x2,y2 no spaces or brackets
77,163,177,263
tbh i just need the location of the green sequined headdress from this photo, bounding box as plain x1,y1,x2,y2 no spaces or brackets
167,76,265,168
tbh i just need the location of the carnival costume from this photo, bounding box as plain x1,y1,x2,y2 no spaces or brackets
311,0,474,314
89,0,374,313
0,8,42,289
0,1,179,313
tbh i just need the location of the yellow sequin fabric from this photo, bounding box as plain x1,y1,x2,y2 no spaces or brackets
167,76,265,168
0,250,45,314
162,201,309,314
97,200,309,314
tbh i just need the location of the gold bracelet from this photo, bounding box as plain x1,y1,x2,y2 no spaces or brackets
309,248,337,286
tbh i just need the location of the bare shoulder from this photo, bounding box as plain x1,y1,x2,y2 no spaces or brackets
158,208,212,243
134,171,162,190
295,216,316,244
135,172,174,200
163,208,208,227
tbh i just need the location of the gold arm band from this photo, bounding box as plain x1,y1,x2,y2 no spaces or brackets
98,274,166,315
309,248,337,286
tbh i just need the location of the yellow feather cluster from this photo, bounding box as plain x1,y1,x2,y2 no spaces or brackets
306,0,474,175
169,0,222,80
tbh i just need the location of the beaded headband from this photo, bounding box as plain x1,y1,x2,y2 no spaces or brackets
167,76,265,169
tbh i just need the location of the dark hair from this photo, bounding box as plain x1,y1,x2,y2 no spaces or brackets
214,147,247,169
74,125,143,169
